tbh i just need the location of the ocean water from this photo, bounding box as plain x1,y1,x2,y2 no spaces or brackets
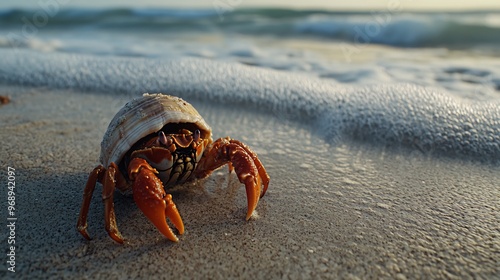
1,8,499,161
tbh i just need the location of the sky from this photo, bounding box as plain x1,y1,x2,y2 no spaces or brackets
1,0,499,11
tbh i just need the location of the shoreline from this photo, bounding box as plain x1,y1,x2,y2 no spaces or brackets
0,85,499,278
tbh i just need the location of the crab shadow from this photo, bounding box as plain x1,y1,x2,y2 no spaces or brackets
12,167,254,273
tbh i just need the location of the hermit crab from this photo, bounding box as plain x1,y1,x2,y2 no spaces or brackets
77,93,270,243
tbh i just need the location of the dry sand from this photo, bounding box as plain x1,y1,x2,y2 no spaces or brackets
0,86,499,279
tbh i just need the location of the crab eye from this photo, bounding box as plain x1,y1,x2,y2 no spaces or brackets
158,131,169,146
193,129,201,142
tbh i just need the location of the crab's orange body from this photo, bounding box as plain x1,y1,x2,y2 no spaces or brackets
77,93,269,243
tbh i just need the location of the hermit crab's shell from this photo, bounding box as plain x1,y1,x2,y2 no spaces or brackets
99,93,212,167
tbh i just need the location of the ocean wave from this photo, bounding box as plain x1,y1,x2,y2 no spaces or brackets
1,8,500,48
0,7,218,23
0,35,62,52
295,14,500,47
1,49,498,161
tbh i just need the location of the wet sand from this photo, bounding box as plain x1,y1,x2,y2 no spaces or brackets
0,86,499,279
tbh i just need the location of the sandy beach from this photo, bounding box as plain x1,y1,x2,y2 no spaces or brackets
0,85,498,279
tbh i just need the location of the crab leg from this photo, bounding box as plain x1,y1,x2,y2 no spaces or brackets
128,158,184,242
229,139,270,197
196,137,270,220
102,163,124,243
77,165,106,240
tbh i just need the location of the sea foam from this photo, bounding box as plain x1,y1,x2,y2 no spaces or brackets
1,50,499,161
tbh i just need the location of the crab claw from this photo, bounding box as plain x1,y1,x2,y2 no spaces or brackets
129,158,184,242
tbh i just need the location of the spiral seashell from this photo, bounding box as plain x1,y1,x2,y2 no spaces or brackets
99,93,212,167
